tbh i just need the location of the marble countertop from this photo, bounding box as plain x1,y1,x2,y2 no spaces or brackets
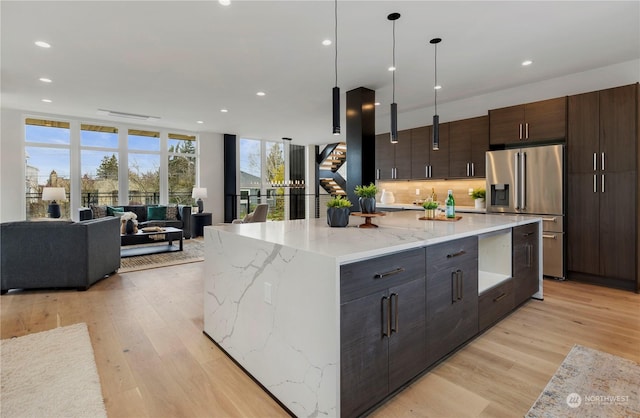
377,203,487,213
210,211,539,264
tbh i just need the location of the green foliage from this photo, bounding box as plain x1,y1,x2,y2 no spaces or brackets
471,188,486,199
96,154,118,180
354,182,378,198
423,201,439,210
326,195,352,208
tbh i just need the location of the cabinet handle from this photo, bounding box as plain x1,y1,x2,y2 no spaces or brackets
493,293,507,303
519,123,523,140
425,165,429,178
601,174,605,193
526,244,532,268
390,293,399,334
451,272,458,303
542,217,557,223
466,162,470,177
381,296,390,337
376,168,380,180
471,162,475,177
525,123,529,139
542,234,557,239
593,153,597,171
446,250,466,258
593,174,597,193
457,270,463,301
429,165,433,178
374,267,405,279
601,152,605,171
522,232,534,237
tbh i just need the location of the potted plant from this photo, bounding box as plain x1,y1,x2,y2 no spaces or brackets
326,195,352,227
422,201,438,219
471,188,486,209
354,182,378,214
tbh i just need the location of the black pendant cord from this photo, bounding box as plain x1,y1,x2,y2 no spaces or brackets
434,41,437,115
334,0,338,88
392,19,396,104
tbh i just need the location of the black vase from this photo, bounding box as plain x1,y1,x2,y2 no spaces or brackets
125,219,135,234
327,207,350,227
359,197,376,214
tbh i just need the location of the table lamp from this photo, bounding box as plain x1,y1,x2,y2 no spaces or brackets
42,187,66,218
192,187,207,213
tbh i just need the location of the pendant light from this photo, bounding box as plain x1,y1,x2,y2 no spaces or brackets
332,0,340,135
388,12,400,144
430,37,442,150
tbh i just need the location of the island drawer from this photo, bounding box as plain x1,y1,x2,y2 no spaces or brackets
478,278,515,331
426,236,478,274
340,248,425,303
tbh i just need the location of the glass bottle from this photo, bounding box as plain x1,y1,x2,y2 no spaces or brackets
445,189,455,218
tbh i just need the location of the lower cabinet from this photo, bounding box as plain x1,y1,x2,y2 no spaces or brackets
513,223,540,305
340,248,426,418
426,236,479,366
478,279,515,332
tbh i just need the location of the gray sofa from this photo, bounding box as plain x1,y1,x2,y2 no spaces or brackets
85,204,192,239
1,217,121,294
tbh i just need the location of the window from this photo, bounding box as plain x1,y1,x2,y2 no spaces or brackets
128,129,160,205
25,118,70,219
80,124,119,206
168,133,196,205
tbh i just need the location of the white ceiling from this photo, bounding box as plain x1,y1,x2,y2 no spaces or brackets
2,1,639,146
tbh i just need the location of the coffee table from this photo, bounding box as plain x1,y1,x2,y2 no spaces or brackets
120,227,183,258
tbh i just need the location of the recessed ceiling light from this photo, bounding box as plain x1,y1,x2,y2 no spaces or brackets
219,0,231,5
434,85,442,90
196,121,204,124
35,41,51,48
522,60,533,66
41,99,52,103
39,77,52,83
322,39,332,46
220,109,228,113
256,91,266,96
388,66,396,72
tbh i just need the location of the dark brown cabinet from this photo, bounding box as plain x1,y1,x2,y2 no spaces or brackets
512,223,540,305
567,83,638,289
478,279,514,332
449,116,489,178
489,97,567,145
340,248,426,418
426,236,478,366
410,124,449,179
375,130,412,180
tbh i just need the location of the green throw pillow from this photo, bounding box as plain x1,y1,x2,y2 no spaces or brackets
106,206,124,216
147,206,167,221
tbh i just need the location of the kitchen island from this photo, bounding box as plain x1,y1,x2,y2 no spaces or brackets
203,211,542,417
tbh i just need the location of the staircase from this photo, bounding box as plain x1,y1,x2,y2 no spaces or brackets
317,142,347,196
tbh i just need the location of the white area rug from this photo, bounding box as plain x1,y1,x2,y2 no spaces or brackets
0,323,107,418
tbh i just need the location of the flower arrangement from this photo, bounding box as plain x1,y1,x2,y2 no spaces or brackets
326,195,352,208
471,188,486,200
120,211,138,234
354,182,378,198
422,201,438,210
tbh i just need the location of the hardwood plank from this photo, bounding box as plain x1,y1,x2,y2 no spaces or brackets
2,265,639,418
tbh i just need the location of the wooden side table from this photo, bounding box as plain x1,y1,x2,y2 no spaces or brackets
191,212,212,237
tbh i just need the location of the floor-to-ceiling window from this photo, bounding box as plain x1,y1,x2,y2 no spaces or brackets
24,118,70,219
127,129,160,205
80,124,119,206
168,133,196,205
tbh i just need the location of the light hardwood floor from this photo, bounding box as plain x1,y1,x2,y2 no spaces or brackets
1,260,639,418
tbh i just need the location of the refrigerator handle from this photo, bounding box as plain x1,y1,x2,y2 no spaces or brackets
521,152,527,210
514,152,520,210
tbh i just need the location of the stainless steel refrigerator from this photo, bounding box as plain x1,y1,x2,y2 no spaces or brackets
486,144,564,279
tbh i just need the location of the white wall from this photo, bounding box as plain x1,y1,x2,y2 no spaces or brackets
198,132,225,225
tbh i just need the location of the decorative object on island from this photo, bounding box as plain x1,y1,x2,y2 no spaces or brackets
445,189,456,218
423,200,438,219
350,211,386,228
326,195,351,227
41,187,66,218
331,0,340,136
380,189,395,204
430,37,442,150
387,12,401,144
192,187,207,213
354,182,378,214
471,188,486,209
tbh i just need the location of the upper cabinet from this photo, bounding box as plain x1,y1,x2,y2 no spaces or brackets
410,124,449,179
449,116,489,178
375,130,412,180
489,97,567,145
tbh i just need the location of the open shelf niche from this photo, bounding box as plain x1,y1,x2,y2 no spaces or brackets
478,229,512,294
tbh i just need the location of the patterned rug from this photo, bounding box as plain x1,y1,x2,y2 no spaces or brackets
526,344,640,418
119,238,204,273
